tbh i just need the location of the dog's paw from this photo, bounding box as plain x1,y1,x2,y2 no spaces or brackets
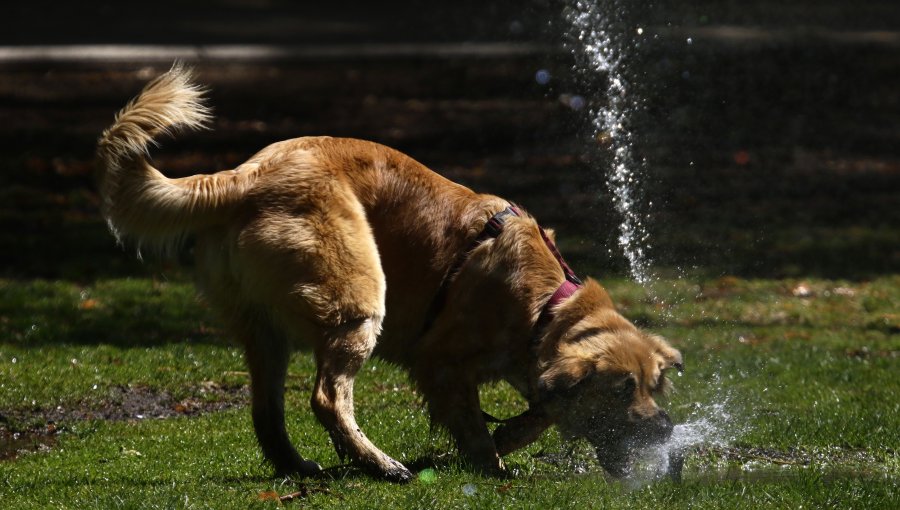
478,458,511,479
275,458,323,479
381,458,414,483
297,459,324,476
491,408,551,456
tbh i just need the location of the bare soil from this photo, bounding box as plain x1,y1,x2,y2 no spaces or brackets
0,382,249,459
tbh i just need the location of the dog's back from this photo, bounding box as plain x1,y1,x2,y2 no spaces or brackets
95,65,508,357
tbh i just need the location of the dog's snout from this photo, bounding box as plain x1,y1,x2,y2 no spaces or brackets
655,409,674,439
657,409,671,423
626,408,674,447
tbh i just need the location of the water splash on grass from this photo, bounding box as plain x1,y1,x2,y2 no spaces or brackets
627,375,748,484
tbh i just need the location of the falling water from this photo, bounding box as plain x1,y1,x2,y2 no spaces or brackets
562,1,743,481
563,0,653,285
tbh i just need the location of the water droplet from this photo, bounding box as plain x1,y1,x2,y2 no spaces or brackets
568,95,586,110
686,37,693,45
535,69,552,85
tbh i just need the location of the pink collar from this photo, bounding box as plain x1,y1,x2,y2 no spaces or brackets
532,213,583,337
465,205,584,335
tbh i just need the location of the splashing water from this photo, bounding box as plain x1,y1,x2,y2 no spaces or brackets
627,391,747,485
536,372,748,482
564,0,653,285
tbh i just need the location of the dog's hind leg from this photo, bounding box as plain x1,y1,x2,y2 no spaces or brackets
242,321,322,477
310,317,413,482
233,173,410,481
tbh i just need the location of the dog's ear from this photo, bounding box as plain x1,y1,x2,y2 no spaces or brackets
538,355,601,399
651,335,684,373
542,228,556,244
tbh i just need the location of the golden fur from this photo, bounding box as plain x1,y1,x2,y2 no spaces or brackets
96,65,682,481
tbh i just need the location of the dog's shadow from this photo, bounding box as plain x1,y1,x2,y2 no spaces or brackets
308,453,468,482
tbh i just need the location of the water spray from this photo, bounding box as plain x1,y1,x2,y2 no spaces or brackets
563,0,653,285
562,1,743,482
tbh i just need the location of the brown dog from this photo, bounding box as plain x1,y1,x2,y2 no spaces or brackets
96,65,682,482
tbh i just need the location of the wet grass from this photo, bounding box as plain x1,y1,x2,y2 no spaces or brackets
1,275,897,508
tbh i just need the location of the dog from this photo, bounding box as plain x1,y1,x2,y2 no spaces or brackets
96,65,682,482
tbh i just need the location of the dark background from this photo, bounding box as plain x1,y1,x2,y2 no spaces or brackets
1,0,897,280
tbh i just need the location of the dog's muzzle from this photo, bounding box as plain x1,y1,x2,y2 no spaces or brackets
637,409,674,445
594,410,674,478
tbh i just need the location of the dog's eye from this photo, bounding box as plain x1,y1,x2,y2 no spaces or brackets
615,376,636,399
651,376,672,396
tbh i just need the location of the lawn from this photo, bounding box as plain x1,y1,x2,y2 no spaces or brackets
1,275,897,509
2,0,898,506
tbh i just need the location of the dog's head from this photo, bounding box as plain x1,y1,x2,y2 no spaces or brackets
536,278,683,478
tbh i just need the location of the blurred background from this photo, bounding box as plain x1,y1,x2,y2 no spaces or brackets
1,0,897,281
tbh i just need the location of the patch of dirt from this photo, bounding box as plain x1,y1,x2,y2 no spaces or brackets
0,382,249,460
845,347,900,359
0,425,58,461
11,382,249,424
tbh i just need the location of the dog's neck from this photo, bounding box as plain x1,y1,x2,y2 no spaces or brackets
423,205,584,344
530,227,583,341
483,207,584,342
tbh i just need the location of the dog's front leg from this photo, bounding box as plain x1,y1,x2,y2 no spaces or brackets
421,375,505,474
492,406,553,456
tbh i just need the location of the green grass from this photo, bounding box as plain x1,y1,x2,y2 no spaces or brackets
1,276,898,508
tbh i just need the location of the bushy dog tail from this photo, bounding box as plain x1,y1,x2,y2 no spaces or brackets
96,63,253,254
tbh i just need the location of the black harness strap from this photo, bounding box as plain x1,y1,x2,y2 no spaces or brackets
419,206,520,338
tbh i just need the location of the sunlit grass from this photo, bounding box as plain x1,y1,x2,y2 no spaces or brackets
1,276,898,508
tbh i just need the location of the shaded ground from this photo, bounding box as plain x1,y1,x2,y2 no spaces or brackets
1,6,898,279
2,46,898,280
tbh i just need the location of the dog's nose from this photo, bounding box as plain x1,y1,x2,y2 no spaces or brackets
656,409,674,439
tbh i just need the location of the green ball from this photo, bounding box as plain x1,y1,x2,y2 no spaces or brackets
418,468,436,484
